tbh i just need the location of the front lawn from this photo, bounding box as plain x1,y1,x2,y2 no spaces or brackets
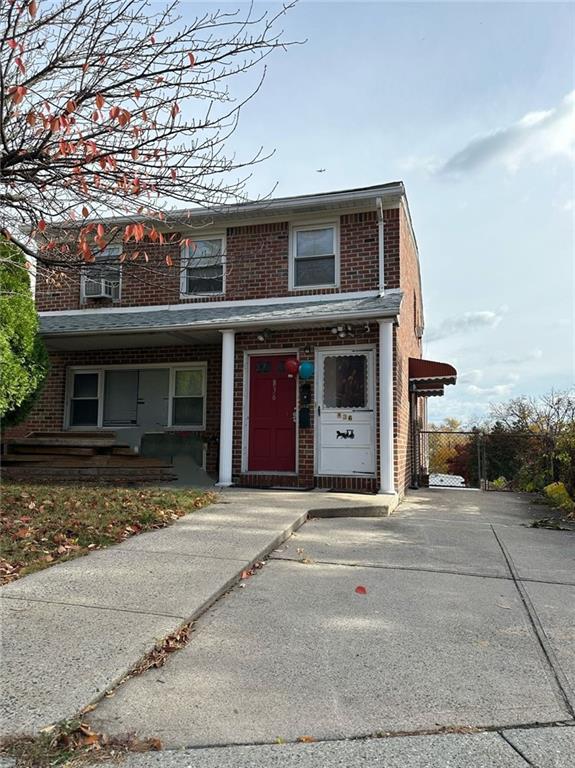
0,484,216,584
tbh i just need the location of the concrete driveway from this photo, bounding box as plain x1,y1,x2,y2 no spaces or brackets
87,489,575,761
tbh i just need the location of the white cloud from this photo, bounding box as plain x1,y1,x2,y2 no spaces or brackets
467,383,515,397
487,349,543,366
561,199,575,212
426,309,505,343
459,369,484,385
436,90,575,178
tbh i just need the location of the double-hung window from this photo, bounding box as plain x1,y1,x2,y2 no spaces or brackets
81,245,122,301
181,237,225,295
290,223,338,289
170,368,206,427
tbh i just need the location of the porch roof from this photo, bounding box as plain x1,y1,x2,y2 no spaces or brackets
39,292,403,343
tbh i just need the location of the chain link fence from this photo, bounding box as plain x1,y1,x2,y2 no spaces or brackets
416,429,570,493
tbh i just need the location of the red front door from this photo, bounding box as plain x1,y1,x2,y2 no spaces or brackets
248,354,297,472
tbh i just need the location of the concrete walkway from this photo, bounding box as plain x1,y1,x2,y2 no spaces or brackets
0,488,389,738
84,490,574,764
79,726,574,768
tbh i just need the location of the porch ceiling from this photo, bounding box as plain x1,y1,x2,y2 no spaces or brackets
40,292,403,351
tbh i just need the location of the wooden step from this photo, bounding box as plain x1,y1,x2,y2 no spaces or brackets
7,445,97,456
8,436,117,449
110,446,139,456
27,431,117,440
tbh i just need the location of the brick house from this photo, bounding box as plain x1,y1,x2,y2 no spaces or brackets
14,182,456,498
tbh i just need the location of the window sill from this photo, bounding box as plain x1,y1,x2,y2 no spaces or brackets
289,284,339,292
180,293,225,300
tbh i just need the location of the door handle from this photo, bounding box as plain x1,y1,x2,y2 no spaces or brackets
318,405,321,416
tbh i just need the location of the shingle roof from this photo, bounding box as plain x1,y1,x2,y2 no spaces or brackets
40,292,403,337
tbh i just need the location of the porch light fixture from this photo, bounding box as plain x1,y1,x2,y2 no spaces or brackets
330,323,371,340
256,329,272,343
303,343,312,354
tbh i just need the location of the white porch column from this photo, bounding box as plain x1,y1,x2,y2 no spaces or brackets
378,319,395,494
216,329,235,487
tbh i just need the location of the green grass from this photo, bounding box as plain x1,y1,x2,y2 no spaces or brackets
0,483,216,584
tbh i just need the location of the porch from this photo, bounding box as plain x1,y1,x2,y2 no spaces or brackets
28,293,404,491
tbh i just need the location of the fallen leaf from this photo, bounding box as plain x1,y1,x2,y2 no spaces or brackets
355,585,367,595
297,735,317,743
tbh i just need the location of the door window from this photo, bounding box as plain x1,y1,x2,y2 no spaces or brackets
323,354,368,409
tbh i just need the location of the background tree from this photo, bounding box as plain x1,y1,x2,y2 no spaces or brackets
0,0,295,286
487,390,575,493
0,238,49,424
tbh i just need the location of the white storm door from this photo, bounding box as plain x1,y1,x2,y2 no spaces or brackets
316,348,376,476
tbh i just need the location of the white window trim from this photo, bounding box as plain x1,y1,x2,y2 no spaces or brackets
80,245,123,303
289,221,340,291
168,364,208,430
180,234,226,298
65,362,207,431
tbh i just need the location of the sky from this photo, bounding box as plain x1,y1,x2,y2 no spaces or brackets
179,0,574,424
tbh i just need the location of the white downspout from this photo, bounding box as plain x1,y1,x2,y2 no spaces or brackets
377,197,385,295
378,318,395,494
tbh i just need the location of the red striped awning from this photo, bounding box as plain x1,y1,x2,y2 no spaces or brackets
409,358,457,397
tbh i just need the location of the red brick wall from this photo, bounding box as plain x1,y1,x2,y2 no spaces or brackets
233,326,380,492
36,209,400,311
393,204,423,496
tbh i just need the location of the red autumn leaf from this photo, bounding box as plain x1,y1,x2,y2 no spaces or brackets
297,736,317,743
150,35,156,44
118,110,131,127
97,223,104,238
355,585,367,595
95,93,104,109
26,111,36,126
170,168,177,180
28,0,37,19
188,52,195,66
134,88,141,99
81,206,89,218
240,570,251,580
15,57,26,74
170,103,179,118
38,219,47,232
82,62,89,72
9,85,27,105
7,39,17,49
66,99,76,113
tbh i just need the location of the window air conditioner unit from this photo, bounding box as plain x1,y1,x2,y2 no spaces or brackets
83,279,114,299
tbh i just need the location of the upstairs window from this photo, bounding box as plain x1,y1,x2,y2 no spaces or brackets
80,245,122,301
181,237,225,295
290,224,338,289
